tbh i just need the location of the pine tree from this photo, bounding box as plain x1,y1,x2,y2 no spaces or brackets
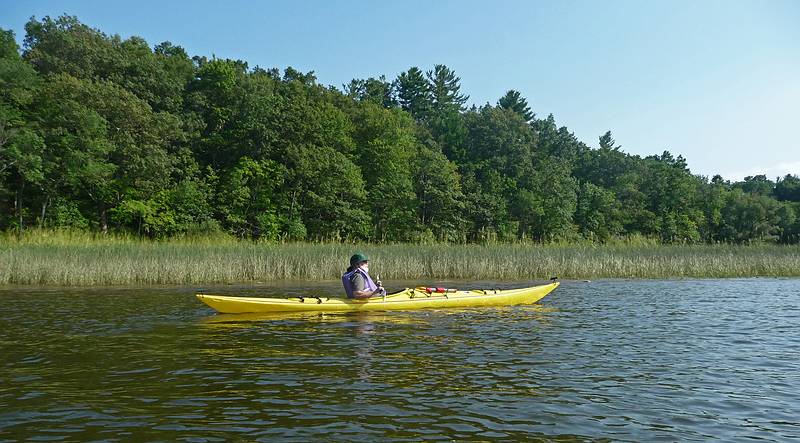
599,131,619,150
395,67,431,120
427,64,468,111
497,90,533,121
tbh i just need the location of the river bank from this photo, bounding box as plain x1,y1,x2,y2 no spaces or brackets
2,231,799,285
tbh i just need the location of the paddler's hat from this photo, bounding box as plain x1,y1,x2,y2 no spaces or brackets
350,253,369,266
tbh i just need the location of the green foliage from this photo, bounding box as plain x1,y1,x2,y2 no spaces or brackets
344,75,396,108
23,15,109,78
1,15,798,245
497,90,534,122
0,99,44,230
574,129,631,188
524,157,578,241
290,144,370,240
414,145,466,241
0,29,20,59
23,16,192,113
395,67,431,120
0,29,43,201
718,189,785,243
735,174,774,196
426,64,469,112
531,115,584,163
463,105,534,179
575,182,621,241
639,151,703,242
48,198,90,229
216,156,285,239
775,174,800,202
350,104,417,241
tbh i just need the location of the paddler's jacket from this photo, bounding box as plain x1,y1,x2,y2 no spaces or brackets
341,267,378,298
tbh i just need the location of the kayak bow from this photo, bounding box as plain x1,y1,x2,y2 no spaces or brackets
196,282,559,314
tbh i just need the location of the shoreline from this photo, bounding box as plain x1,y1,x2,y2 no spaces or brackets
0,276,794,291
2,239,800,286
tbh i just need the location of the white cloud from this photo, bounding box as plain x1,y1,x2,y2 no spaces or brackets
720,161,800,182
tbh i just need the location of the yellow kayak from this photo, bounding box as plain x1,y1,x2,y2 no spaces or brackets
196,282,559,313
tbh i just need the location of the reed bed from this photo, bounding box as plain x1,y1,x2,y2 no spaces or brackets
2,232,800,285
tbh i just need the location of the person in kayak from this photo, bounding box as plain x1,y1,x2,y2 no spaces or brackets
342,253,386,299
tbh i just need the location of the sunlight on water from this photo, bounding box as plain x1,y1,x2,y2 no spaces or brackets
1,279,799,441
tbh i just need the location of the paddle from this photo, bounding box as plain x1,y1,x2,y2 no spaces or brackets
375,274,387,297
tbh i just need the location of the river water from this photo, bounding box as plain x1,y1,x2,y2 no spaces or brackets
1,279,799,441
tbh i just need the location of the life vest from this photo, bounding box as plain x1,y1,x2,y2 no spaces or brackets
342,268,377,298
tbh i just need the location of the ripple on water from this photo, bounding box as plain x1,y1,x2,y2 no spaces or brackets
1,280,800,441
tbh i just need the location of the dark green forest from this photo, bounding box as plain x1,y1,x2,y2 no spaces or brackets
2,16,799,243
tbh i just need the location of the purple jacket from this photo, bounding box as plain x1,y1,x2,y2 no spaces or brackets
342,268,377,298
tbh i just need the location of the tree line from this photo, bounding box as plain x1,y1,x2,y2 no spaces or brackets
2,16,799,243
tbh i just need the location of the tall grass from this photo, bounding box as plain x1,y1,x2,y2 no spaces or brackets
2,230,800,285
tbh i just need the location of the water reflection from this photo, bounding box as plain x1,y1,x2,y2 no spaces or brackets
351,312,378,382
200,310,427,326
1,280,799,441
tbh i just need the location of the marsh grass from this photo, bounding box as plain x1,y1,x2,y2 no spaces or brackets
2,230,800,285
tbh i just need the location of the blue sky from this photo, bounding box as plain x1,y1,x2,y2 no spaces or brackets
2,0,798,181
